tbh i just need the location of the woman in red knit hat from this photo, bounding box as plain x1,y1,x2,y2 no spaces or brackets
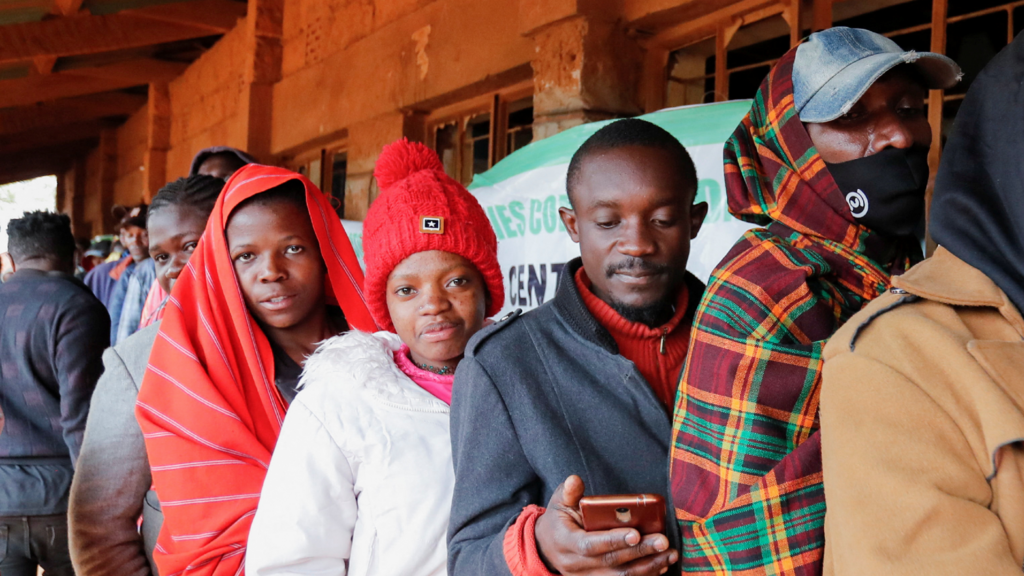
245,139,504,576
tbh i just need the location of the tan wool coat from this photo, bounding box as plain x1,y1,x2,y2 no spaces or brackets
820,247,1024,576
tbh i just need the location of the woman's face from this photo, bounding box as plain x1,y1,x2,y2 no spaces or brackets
148,205,207,294
385,250,488,369
226,200,326,332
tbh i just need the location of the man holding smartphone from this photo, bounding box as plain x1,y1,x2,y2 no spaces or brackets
447,118,707,576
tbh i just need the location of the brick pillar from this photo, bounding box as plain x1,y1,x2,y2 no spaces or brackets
56,171,67,217
98,128,118,234
57,159,88,234
344,111,426,222
526,14,643,140
143,82,170,201
69,158,87,235
240,0,283,162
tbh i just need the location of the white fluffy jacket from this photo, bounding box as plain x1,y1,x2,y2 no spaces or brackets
246,331,453,576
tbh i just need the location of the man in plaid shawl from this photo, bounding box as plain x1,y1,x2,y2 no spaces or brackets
669,27,960,575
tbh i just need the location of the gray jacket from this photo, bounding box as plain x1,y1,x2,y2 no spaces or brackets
448,258,702,576
69,322,162,576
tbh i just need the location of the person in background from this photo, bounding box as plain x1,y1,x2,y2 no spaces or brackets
69,175,225,576
74,237,91,279
136,165,376,576
132,145,257,329
137,271,166,329
448,119,708,576
820,32,1024,576
83,253,120,307
113,248,156,344
189,146,257,179
108,204,151,344
81,239,112,274
83,234,127,308
106,240,124,262
667,27,961,574
0,211,109,576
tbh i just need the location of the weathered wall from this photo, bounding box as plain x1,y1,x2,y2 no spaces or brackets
271,0,535,155
69,0,704,232
113,103,148,207
165,21,253,178
58,159,89,238
82,149,103,237
82,147,107,236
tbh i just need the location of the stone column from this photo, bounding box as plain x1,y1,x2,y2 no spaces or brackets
58,159,89,234
98,128,118,234
143,82,170,201
523,3,643,140
239,0,283,161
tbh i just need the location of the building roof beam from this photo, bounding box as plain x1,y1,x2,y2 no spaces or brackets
51,0,85,18
0,0,245,65
0,58,188,107
0,91,146,134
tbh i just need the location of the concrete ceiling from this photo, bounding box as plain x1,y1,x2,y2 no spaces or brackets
0,0,246,184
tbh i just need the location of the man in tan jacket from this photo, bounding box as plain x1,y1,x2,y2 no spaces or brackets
819,31,1024,575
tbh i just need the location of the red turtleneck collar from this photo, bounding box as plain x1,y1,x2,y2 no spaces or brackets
575,267,693,411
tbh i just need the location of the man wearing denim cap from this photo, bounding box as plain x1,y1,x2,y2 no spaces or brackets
796,27,960,239
667,27,960,576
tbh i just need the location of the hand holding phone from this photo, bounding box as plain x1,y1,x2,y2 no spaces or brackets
579,494,666,535
533,475,677,576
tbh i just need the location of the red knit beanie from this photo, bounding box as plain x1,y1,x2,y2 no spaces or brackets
363,139,504,332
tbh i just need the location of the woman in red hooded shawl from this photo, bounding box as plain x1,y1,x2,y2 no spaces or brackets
136,164,377,575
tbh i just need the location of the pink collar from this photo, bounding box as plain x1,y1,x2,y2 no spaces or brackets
394,344,455,405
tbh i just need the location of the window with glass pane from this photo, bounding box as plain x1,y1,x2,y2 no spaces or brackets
308,157,322,188
665,37,715,108
947,11,1009,96
463,114,491,184
428,90,533,185
726,16,790,99
948,0,1014,18
435,122,459,181
331,153,347,218
834,0,932,35
506,98,534,155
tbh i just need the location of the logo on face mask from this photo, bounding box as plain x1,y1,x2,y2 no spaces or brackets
846,190,869,218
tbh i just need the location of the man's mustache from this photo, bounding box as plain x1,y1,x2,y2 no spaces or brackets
605,257,670,278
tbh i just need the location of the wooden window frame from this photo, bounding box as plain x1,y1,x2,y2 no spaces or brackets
426,81,534,185
652,0,1024,245
285,138,347,215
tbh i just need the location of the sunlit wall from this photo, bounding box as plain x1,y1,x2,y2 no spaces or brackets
0,176,58,253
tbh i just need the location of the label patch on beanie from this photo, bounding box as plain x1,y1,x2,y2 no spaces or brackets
420,216,445,234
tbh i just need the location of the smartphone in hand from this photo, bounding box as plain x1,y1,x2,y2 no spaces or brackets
579,494,665,535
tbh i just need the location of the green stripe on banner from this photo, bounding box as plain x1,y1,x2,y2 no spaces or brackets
469,100,753,190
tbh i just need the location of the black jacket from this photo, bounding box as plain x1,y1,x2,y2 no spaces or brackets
448,257,702,576
0,269,109,515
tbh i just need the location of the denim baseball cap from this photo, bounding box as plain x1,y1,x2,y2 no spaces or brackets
794,27,961,123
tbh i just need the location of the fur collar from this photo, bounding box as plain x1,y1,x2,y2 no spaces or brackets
299,330,448,411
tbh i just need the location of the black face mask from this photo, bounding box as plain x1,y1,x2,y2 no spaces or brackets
826,147,930,239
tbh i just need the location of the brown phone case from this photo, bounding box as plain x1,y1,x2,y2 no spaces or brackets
578,494,666,534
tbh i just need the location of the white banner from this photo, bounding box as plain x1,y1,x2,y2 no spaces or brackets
470,103,756,317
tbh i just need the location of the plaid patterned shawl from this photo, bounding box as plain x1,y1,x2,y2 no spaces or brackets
669,49,920,575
